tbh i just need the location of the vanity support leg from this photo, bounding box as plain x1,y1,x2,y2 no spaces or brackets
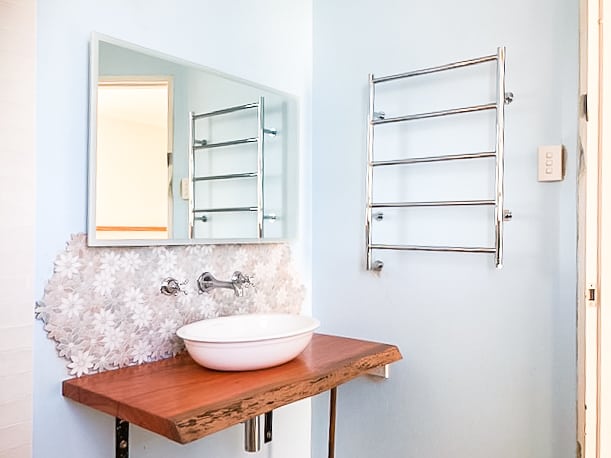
115,418,129,458
264,411,273,443
328,387,337,458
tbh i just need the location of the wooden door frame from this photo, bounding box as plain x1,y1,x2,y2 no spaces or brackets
578,0,610,456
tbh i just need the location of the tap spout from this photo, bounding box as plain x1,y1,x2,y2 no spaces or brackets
197,271,252,296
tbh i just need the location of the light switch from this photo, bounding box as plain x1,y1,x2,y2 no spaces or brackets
180,178,190,199
538,145,565,182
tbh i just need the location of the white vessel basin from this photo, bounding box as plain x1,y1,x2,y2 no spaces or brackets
176,313,320,371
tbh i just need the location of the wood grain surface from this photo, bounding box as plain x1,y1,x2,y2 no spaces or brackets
62,333,402,444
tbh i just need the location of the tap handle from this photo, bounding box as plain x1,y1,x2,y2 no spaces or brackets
160,277,188,296
231,271,246,283
231,271,255,297
232,271,254,287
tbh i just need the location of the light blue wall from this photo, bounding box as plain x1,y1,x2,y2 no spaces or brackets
34,1,311,457
311,1,578,458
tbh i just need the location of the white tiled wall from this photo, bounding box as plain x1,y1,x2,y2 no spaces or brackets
0,0,36,457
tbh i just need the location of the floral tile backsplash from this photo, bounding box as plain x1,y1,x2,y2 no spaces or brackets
35,234,305,377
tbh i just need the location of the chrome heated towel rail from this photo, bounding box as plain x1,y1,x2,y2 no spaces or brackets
189,97,266,238
365,47,513,271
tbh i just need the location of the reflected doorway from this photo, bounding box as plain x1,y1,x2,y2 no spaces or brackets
95,77,173,240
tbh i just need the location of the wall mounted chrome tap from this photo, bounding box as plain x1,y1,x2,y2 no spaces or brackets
197,271,253,297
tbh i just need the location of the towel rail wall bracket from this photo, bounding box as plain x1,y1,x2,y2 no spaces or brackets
365,47,514,271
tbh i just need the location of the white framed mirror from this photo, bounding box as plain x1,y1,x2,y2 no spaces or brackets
88,33,299,246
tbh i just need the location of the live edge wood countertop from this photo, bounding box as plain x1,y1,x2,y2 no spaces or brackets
62,333,402,444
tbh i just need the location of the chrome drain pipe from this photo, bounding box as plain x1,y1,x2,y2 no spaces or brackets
244,416,261,453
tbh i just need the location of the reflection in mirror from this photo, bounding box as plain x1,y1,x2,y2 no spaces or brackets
96,78,173,240
88,34,299,246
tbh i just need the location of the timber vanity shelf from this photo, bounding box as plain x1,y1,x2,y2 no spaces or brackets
62,333,402,457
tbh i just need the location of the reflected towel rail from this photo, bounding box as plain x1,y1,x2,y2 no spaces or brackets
365,47,512,271
193,172,257,182
193,137,258,150
189,97,266,238
194,207,258,213
192,102,258,120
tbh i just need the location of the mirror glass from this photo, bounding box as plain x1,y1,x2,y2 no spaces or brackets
88,34,299,246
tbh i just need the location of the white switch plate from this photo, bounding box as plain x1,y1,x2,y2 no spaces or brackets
537,145,565,182
180,178,190,199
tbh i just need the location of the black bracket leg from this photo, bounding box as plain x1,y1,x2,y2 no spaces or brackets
328,387,337,458
115,418,129,458
264,411,273,443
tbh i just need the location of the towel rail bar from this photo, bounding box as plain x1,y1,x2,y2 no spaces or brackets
193,137,258,150
370,244,496,254
192,102,258,120
371,200,495,208
372,151,495,167
372,54,497,84
193,172,257,182
194,207,258,214
372,103,496,126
